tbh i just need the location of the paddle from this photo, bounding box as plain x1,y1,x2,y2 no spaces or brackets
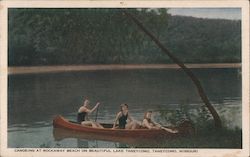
160,126,178,134
94,103,100,147
95,104,100,122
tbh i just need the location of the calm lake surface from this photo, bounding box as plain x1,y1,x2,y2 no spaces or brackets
8,68,242,148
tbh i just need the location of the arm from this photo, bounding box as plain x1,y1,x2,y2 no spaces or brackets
112,112,121,128
151,120,161,127
85,102,100,114
142,119,153,129
127,113,133,122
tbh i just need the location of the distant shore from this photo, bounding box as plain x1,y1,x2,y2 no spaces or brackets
8,63,241,75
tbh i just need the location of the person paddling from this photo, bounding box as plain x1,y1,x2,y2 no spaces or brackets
112,104,139,129
142,111,178,133
77,99,103,128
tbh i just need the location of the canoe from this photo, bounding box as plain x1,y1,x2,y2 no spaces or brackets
53,115,194,141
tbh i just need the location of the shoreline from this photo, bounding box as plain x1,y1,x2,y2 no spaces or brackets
8,63,241,75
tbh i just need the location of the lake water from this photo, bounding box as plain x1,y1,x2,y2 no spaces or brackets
8,68,242,148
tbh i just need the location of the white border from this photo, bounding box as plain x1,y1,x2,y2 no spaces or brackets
0,1,249,157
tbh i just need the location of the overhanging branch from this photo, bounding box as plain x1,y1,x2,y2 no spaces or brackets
123,10,222,128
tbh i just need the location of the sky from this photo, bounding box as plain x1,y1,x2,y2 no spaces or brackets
168,8,241,20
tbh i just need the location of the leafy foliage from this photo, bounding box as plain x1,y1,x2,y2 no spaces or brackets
8,9,241,66
153,104,242,148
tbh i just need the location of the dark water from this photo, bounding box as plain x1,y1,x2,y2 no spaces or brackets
8,68,242,148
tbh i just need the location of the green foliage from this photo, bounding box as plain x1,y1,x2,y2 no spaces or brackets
140,104,242,148
8,9,241,66
158,101,224,131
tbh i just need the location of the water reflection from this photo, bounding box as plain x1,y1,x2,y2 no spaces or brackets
53,127,139,146
53,128,130,148
117,143,129,148
77,139,89,148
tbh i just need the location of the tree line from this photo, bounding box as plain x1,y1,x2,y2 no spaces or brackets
8,8,241,66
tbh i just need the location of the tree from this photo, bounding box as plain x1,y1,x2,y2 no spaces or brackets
123,10,222,128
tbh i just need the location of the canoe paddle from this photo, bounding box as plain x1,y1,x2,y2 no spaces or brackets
95,104,99,122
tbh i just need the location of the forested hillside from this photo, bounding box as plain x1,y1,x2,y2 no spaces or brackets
8,9,241,66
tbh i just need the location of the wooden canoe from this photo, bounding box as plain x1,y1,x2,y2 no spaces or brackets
53,115,194,141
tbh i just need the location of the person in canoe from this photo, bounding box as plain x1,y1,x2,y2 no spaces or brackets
142,111,178,133
77,99,103,128
112,104,139,129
